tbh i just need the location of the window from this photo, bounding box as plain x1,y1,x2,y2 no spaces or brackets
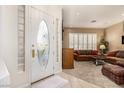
69,33,97,50
18,5,25,72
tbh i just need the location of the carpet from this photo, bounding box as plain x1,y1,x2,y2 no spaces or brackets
63,61,124,88
31,75,69,88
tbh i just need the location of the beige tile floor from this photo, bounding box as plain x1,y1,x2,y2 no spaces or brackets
31,72,99,88
58,72,99,88
63,61,124,88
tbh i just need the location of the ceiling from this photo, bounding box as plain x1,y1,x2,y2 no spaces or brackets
62,5,124,28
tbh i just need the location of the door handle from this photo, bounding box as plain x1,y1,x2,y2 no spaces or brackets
32,44,35,58
32,49,35,58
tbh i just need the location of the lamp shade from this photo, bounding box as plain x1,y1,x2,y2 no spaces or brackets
100,45,106,49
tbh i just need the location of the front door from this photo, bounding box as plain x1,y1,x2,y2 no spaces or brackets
30,7,54,83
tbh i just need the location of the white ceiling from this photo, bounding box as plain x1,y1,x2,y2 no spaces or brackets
62,5,124,28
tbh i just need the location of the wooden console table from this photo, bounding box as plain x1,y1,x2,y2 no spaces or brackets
62,48,74,69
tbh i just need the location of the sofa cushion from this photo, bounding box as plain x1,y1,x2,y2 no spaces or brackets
79,50,92,55
79,50,87,55
116,51,124,58
107,51,117,57
116,61,124,67
105,57,117,64
106,57,118,60
91,50,98,55
86,50,92,55
79,55,92,57
103,64,124,76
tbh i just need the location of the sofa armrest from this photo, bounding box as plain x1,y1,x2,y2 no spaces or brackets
73,53,78,56
116,61,124,67
73,53,79,60
107,51,118,57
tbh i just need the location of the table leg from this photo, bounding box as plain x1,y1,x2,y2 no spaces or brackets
96,60,98,66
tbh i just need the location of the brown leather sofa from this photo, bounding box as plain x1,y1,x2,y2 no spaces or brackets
102,50,124,85
74,50,98,61
102,61,124,85
105,50,124,64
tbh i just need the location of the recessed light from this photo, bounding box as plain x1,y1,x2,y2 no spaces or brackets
91,20,97,23
76,12,80,16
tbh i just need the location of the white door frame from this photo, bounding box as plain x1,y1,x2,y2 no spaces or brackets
25,5,32,85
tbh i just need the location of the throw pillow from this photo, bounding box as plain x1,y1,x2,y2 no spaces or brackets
91,50,98,55
107,51,117,57
79,50,87,55
116,51,124,58
87,50,92,55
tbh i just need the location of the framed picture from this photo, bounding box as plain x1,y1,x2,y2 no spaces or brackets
122,36,124,44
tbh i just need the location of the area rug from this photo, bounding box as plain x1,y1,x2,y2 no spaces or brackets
63,61,124,88
31,75,69,88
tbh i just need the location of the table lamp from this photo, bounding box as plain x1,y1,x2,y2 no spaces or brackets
100,44,106,55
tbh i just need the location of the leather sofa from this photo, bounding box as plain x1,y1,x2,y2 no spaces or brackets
74,50,98,61
105,50,124,64
102,61,124,85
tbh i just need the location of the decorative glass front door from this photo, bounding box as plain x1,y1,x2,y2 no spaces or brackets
31,7,54,83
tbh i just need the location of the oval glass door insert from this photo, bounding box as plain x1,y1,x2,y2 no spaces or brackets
37,20,49,69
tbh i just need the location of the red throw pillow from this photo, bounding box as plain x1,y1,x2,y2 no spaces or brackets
91,50,98,55
116,51,124,58
107,51,117,57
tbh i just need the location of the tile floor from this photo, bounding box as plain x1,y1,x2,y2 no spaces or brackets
31,72,99,88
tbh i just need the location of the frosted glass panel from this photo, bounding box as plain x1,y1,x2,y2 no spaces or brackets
18,5,25,72
56,18,59,62
37,20,49,68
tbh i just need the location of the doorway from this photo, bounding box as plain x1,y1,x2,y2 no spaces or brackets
30,7,55,83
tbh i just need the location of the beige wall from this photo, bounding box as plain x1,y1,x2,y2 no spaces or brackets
63,27,105,48
105,22,124,51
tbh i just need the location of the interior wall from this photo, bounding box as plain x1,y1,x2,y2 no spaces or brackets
0,7,1,57
0,6,31,87
105,22,124,51
63,27,105,49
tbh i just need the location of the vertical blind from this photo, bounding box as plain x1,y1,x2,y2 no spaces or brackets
69,33,97,50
